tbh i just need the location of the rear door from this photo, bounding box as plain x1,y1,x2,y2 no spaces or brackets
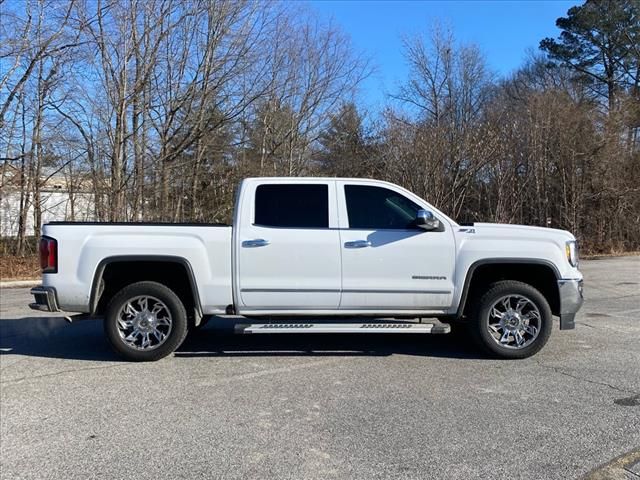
337,182,456,311
236,180,341,310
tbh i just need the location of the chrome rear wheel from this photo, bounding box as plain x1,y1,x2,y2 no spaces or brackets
116,295,173,351
105,281,188,362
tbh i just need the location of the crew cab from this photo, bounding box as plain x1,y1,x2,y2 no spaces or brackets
30,177,583,361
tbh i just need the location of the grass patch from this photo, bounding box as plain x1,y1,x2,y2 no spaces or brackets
0,255,40,281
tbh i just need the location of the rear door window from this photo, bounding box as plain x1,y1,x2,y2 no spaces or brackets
255,184,329,228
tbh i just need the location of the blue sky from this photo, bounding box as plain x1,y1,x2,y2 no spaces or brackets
308,0,577,111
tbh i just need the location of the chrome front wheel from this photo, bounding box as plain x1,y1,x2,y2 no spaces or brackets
470,280,552,359
487,295,541,349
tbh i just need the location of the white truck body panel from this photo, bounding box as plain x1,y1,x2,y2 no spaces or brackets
43,224,233,314
235,178,342,310
39,177,582,320
449,223,581,315
334,180,456,310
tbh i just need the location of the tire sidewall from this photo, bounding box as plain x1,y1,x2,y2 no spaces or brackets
473,281,553,359
104,281,188,361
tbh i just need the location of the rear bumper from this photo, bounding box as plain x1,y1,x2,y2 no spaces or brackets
29,286,60,313
558,279,584,330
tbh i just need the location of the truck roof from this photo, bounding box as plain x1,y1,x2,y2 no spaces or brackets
244,176,380,182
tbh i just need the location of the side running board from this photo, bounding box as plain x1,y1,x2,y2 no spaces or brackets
235,322,450,335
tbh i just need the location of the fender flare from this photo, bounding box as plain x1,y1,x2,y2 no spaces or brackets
89,255,203,322
455,258,561,319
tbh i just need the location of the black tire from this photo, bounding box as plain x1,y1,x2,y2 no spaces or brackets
104,281,188,362
469,280,552,359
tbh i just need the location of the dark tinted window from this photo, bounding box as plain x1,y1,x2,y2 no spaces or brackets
345,185,421,229
255,184,329,228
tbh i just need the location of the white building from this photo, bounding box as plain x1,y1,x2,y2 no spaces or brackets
0,167,96,237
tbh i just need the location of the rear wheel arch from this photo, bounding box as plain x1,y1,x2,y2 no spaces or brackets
457,259,560,319
90,255,203,324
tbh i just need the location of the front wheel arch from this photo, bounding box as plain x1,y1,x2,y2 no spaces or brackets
457,260,560,319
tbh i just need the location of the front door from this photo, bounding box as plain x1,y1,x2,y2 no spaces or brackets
236,181,341,310
337,182,455,311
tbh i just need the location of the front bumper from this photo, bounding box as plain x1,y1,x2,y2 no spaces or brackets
29,286,60,312
558,279,583,330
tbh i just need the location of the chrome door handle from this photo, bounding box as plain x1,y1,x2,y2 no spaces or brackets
344,240,371,248
242,238,270,248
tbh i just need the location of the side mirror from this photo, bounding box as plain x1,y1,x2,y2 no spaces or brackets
415,209,441,231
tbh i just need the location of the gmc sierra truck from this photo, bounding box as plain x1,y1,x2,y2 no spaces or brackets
30,177,583,361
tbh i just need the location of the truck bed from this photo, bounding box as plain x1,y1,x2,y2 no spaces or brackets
41,222,234,314
47,222,231,227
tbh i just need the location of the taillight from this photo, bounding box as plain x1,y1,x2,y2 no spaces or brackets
39,236,58,273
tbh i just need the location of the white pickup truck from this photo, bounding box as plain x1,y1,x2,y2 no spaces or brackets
30,177,583,361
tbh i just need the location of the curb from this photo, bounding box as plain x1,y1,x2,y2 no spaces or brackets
582,252,640,260
0,279,41,289
583,447,640,479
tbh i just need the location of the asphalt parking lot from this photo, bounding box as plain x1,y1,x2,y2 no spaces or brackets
1,257,639,480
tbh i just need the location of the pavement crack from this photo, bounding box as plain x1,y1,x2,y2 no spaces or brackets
0,362,129,386
535,361,639,395
584,447,640,479
578,322,598,329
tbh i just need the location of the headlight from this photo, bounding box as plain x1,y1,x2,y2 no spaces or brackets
565,240,578,267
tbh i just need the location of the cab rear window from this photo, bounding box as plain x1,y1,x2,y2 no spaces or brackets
254,184,329,228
